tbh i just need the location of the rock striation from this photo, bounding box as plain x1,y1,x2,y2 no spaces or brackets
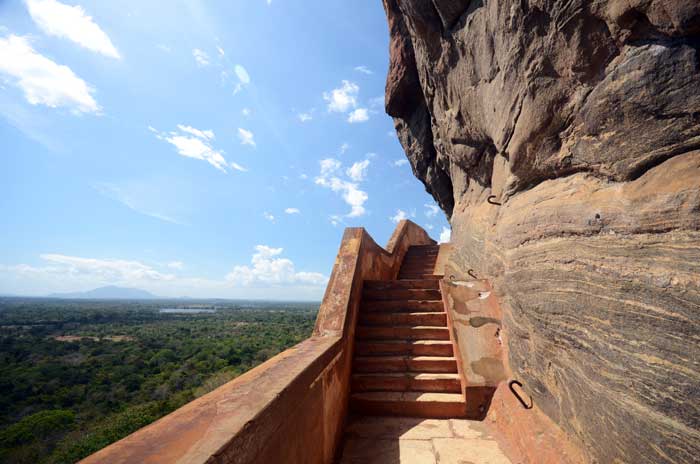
381,0,700,462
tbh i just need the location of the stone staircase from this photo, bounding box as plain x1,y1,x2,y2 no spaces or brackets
349,245,466,418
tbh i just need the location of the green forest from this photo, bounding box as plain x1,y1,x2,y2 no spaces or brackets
0,297,318,463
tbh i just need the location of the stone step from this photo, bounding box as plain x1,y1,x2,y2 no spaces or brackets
354,340,454,357
349,392,466,418
399,266,437,274
404,245,440,253
362,300,444,312
364,279,440,290
397,274,442,280
362,288,442,301
353,355,458,373
356,325,450,340
351,373,461,393
358,312,446,327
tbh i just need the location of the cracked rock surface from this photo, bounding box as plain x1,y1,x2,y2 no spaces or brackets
381,0,700,462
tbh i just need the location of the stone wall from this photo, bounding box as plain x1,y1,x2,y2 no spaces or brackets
81,221,434,464
381,1,700,462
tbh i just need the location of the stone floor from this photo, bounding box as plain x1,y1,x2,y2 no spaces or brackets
339,415,512,464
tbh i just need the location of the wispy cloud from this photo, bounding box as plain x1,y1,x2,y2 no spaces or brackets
25,0,120,58
192,48,210,66
42,253,174,282
151,125,237,173
0,35,100,113
339,142,350,155
424,203,440,218
393,159,409,167
241,107,251,117
284,208,300,214
230,161,248,172
354,65,373,75
93,182,184,225
233,64,250,94
263,212,275,222
298,112,312,122
0,249,328,298
238,128,256,147
315,158,368,218
167,261,184,270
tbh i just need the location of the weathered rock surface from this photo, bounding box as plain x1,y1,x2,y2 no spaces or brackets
381,0,700,462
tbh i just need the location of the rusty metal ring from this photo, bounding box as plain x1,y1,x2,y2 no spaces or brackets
487,195,502,206
467,269,478,279
508,380,533,409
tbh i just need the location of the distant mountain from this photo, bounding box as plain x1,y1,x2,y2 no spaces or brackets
48,286,159,300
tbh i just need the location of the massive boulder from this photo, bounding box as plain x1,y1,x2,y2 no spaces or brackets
381,0,700,462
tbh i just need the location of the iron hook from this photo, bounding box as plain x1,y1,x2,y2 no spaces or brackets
487,195,502,206
508,380,533,409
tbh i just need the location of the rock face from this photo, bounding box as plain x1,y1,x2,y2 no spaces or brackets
381,1,700,463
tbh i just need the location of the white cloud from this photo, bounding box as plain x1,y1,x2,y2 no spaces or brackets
425,203,440,218
347,108,369,123
0,35,99,113
323,80,359,113
339,142,350,155
25,0,120,58
354,65,373,75
315,158,368,218
298,112,312,122
192,48,210,66
152,124,231,173
263,212,275,222
285,208,300,214
216,46,225,57
234,65,250,84
299,173,308,180
233,64,250,94
394,159,409,167
320,158,341,176
439,226,451,243
346,159,369,182
238,128,256,147
226,245,327,287
387,131,397,138
177,124,213,140
167,261,184,270
230,162,248,172
390,209,409,223
241,108,251,117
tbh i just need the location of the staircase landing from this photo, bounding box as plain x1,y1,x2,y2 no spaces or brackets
339,415,511,464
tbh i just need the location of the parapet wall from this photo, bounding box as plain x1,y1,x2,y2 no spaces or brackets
81,220,434,464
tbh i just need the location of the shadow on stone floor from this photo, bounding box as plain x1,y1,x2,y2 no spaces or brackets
337,415,511,464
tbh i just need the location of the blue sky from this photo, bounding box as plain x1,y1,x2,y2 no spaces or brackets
0,0,450,300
